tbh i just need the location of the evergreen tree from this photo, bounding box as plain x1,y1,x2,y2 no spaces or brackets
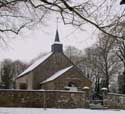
0,59,13,89
0,59,28,89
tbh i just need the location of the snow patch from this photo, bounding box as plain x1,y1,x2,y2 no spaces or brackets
101,88,108,91
83,86,90,90
17,52,53,78
54,41,62,44
41,66,73,84
0,108,124,114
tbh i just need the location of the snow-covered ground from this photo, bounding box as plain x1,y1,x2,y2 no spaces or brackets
0,108,124,114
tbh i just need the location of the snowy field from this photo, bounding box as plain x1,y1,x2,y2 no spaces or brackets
0,108,124,114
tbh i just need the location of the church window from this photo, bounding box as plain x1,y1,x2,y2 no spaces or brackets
68,82,76,87
19,83,27,89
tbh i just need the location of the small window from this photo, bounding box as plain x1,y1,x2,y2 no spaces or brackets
19,83,27,89
68,82,76,87
65,82,78,92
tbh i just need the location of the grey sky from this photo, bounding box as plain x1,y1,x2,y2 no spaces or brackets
0,0,123,63
0,18,97,62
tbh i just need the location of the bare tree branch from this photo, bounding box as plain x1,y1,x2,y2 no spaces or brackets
0,0,124,40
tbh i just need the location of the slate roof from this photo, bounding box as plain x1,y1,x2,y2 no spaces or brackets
41,66,73,84
17,52,53,78
55,29,60,42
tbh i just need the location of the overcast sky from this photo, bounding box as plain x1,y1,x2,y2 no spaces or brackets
0,17,97,63
0,0,123,63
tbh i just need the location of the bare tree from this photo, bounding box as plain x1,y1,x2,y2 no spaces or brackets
81,34,121,92
120,0,125,5
0,0,124,40
96,34,119,90
113,21,125,93
114,22,125,71
64,46,83,64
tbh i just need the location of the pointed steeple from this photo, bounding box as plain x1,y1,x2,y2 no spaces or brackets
55,29,60,42
51,29,63,53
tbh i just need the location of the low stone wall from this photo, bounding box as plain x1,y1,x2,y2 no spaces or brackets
0,89,86,108
103,93,125,109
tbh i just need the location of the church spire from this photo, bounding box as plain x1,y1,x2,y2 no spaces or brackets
55,17,60,42
51,29,63,53
55,29,60,42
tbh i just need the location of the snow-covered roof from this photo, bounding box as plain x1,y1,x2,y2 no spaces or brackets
41,66,73,84
17,52,53,78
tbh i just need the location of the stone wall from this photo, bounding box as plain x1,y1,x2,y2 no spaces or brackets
0,89,86,108
103,93,125,109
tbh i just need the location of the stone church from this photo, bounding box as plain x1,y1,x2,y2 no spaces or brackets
16,29,92,91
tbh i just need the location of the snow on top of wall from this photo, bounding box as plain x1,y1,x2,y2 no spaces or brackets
41,66,73,84
0,89,84,93
17,52,53,78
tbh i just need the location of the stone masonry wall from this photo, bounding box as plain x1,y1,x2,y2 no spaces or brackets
103,93,125,109
32,53,73,89
0,89,86,108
